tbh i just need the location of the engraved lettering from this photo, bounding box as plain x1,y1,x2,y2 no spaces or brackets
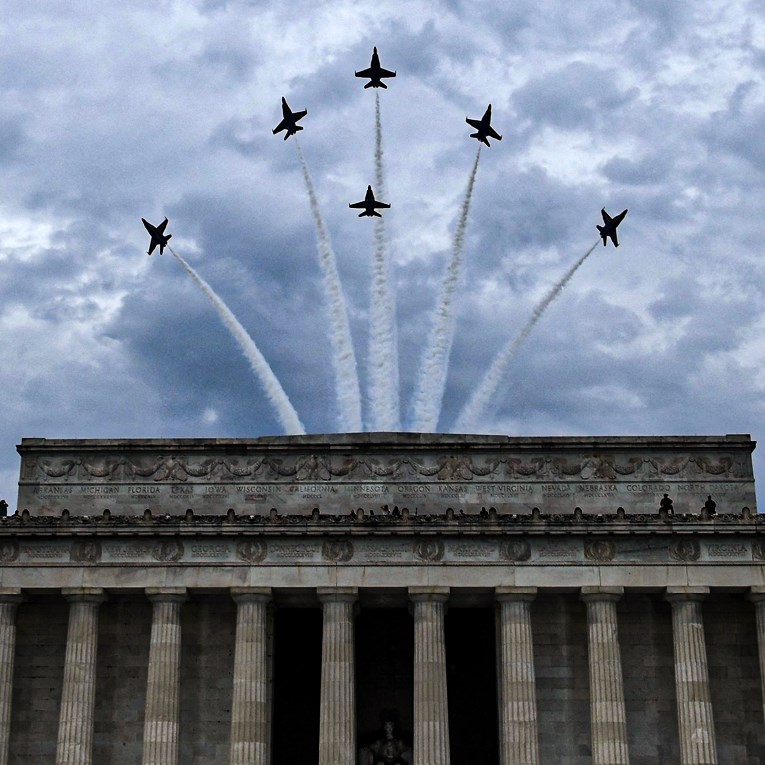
25,545,66,559
272,543,312,558
80,486,120,495
453,544,492,558
706,543,747,558
105,544,152,559
191,544,228,558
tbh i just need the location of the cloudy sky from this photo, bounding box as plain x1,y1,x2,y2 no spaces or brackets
1,0,764,511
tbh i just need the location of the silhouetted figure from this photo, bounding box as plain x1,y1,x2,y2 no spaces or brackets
704,495,717,516
660,493,674,515
361,718,411,765
0,500,7,517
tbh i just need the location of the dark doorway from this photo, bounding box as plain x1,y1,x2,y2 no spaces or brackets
272,607,323,765
446,607,500,765
356,608,414,753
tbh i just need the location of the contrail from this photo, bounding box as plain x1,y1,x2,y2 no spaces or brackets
453,240,600,433
409,146,482,432
295,140,363,433
168,246,306,435
367,91,400,431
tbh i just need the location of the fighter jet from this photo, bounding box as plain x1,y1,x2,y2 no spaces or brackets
141,217,172,256
349,185,390,217
466,104,502,146
355,47,396,89
272,97,307,140
597,208,628,247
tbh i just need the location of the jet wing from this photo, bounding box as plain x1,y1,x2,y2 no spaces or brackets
142,218,156,236
349,201,368,209
272,119,288,134
373,201,391,209
157,217,169,234
485,125,502,141
377,67,396,78
291,109,307,121
466,117,482,130
355,67,373,79
601,209,612,224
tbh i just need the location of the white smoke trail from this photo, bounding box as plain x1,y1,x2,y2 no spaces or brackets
453,240,600,433
367,91,400,431
294,140,363,432
169,246,306,435
409,146,482,432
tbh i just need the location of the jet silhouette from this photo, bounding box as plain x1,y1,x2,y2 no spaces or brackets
597,208,628,247
466,104,502,146
349,185,390,217
142,217,172,255
272,97,307,140
355,47,396,89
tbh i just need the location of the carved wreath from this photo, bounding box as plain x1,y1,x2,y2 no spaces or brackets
70,540,102,564
670,539,700,562
153,539,184,562
414,538,444,562
322,539,354,563
236,539,268,563
500,540,531,562
583,539,616,562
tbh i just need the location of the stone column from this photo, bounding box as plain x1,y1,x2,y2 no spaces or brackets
748,587,765,729
141,588,187,765
229,587,272,765
0,589,23,765
580,587,629,765
496,587,539,765
410,586,450,765
317,587,357,765
55,588,106,765
665,587,717,765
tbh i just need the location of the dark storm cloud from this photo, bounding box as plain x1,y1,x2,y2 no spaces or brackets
1,1,765,508
513,62,639,131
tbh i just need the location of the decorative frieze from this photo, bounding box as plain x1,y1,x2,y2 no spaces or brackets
17,435,756,516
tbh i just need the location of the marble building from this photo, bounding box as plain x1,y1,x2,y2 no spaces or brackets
1,433,764,764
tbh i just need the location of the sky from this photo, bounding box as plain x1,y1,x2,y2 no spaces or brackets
1,0,764,512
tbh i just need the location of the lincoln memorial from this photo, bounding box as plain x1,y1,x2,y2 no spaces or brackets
1,433,763,764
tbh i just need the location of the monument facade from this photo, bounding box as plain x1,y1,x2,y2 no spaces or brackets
1,433,764,764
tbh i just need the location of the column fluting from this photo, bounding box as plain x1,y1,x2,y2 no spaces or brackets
410,586,450,765
141,587,187,765
665,587,717,765
749,587,765,731
229,587,272,765
0,590,23,765
55,588,106,765
496,587,540,765
317,587,357,765
580,586,630,765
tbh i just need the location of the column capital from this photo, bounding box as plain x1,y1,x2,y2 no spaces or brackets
0,588,24,606
409,586,449,604
496,586,537,603
317,587,358,604
230,586,272,604
749,586,765,603
665,586,709,603
61,587,106,605
145,586,187,604
580,586,624,604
